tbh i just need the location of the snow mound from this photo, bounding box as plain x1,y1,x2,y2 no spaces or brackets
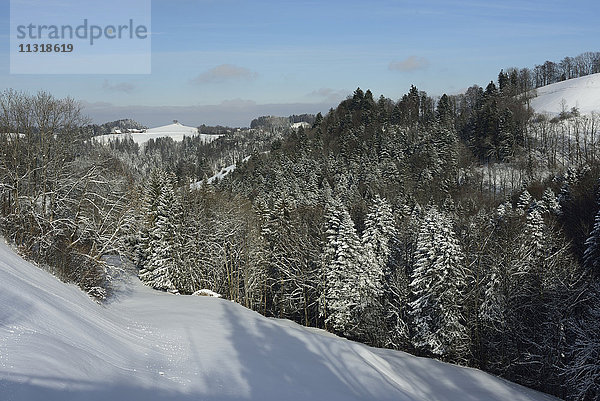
530,73,600,116
0,239,558,401
191,289,222,298
95,122,222,146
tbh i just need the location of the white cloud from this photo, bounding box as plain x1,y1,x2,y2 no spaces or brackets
389,56,429,72
308,88,349,102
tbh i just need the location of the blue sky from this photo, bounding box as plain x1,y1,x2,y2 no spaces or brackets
1,0,599,126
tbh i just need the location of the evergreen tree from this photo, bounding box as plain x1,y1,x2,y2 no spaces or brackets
321,197,362,336
409,206,470,362
138,169,182,293
516,188,533,212
356,195,395,345
541,188,561,215
498,70,509,93
436,94,453,125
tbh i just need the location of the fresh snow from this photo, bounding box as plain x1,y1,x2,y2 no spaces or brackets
191,289,222,298
291,122,310,130
95,122,222,146
0,239,558,401
191,156,251,188
530,73,600,116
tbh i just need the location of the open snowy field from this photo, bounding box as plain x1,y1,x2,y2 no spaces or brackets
94,122,222,146
530,73,600,115
0,239,558,401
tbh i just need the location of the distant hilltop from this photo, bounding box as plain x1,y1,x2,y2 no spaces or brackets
530,72,600,116
94,121,222,145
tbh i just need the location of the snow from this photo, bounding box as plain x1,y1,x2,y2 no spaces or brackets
191,289,222,298
291,122,310,130
191,156,251,188
530,73,600,116
0,239,558,401
94,122,222,146
207,163,237,184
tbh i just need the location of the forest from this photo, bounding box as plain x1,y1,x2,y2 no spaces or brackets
1,52,600,401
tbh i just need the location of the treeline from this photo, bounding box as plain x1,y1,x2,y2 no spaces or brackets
250,114,316,129
88,118,148,136
530,51,600,88
492,51,600,96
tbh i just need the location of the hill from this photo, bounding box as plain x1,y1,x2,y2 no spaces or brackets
0,239,558,401
530,73,600,115
94,122,222,145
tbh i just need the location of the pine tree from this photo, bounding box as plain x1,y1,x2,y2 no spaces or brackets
436,94,453,125
321,197,362,336
138,169,182,293
541,188,561,215
516,188,533,212
409,206,470,362
356,195,395,345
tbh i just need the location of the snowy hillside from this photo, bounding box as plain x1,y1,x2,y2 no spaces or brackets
191,156,251,189
0,240,558,401
530,73,600,115
95,122,222,146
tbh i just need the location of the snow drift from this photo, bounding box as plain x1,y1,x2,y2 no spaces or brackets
530,73,600,116
0,239,557,401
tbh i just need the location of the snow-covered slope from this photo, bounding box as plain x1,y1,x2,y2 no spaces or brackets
530,73,600,115
0,240,558,401
95,122,222,145
191,156,251,189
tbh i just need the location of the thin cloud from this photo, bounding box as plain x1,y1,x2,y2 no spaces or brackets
191,64,258,84
308,88,349,102
389,56,430,72
102,80,136,93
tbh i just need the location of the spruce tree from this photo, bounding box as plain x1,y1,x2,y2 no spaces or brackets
409,206,470,362
138,169,182,293
356,195,395,345
321,197,362,336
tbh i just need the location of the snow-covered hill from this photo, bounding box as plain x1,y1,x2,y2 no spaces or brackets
0,240,558,401
530,73,600,115
95,122,222,146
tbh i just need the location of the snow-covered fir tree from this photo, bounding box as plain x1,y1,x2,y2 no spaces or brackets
540,188,561,215
321,197,362,336
516,188,533,213
356,195,396,345
138,169,182,293
409,206,470,361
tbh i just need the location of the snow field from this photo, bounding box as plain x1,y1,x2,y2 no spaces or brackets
0,239,558,401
